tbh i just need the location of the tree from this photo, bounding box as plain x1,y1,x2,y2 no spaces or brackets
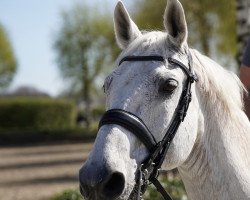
235,0,250,65
0,23,17,90
54,3,116,126
54,0,239,127
133,0,237,67
7,86,50,97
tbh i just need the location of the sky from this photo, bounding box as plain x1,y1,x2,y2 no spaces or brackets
0,0,132,97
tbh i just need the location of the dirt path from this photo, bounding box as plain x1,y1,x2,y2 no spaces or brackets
0,142,93,200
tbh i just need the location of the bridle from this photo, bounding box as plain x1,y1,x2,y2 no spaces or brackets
99,52,197,200
99,52,198,200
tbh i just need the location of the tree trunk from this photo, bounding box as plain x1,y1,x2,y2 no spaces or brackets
236,0,250,65
80,47,92,128
83,76,91,128
236,0,250,120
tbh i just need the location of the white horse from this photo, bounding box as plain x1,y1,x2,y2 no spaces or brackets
79,0,250,199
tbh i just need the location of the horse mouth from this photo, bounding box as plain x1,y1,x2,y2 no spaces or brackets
79,184,139,200
79,181,135,200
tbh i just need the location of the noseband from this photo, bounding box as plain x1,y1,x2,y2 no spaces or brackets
99,52,198,200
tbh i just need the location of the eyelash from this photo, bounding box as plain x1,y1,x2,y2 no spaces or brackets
103,75,113,94
159,79,178,94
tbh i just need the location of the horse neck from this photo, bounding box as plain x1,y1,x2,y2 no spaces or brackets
178,90,250,200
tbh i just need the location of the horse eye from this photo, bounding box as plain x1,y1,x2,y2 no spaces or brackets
159,79,178,94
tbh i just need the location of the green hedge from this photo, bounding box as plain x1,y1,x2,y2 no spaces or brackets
91,105,105,120
49,189,82,200
0,98,76,131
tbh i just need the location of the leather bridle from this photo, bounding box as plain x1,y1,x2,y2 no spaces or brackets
99,52,198,200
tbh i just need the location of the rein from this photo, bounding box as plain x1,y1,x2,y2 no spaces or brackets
99,53,198,200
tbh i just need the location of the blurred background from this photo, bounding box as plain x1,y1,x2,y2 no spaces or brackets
0,0,249,200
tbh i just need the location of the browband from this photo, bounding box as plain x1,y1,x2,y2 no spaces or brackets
119,55,198,82
119,55,165,66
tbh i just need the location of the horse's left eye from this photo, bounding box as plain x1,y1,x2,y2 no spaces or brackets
103,75,113,94
159,79,178,94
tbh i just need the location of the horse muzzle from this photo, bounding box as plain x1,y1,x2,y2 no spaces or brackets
79,164,126,200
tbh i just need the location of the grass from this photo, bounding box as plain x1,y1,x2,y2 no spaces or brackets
49,189,82,200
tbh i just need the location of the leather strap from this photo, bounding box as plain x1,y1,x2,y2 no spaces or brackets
99,109,157,151
168,57,197,82
119,55,165,66
151,177,173,200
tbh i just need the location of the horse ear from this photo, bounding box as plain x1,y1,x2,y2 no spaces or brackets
164,0,188,46
114,1,141,49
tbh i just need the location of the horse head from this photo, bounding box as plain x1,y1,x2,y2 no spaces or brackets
79,0,200,199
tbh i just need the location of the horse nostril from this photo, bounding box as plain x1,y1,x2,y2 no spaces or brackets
101,172,125,199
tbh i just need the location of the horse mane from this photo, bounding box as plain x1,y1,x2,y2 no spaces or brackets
191,49,245,117
190,49,250,179
191,48,250,159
